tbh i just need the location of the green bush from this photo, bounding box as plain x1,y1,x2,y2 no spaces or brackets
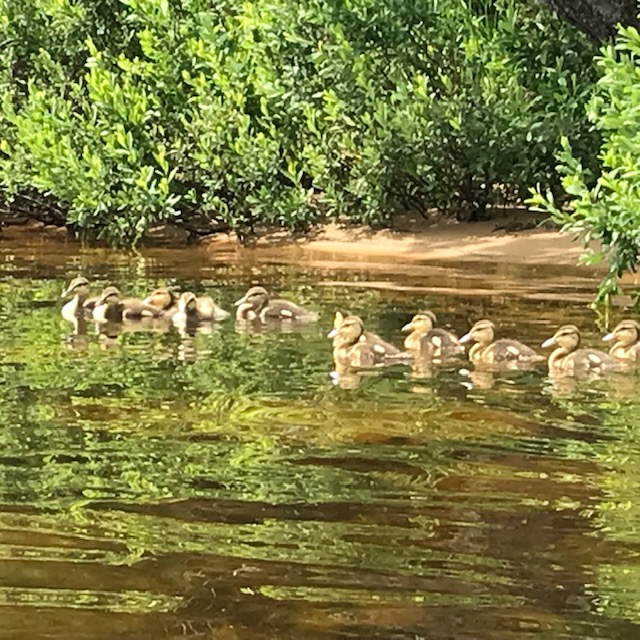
0,0,597,243
530,23,640,303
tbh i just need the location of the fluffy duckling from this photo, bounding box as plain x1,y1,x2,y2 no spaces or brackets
92,286,163,323
460,319,542,367
143,287,178,318
234,286,318,323
329,314,399,369
542,324,627,375
61,277,98,322
329,310,402,357
144,287,229,322
402,311,463,358
602,319,640,364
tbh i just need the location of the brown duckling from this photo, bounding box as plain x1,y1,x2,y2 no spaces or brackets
542,324,627,375
235,286,318,323
92,286,163,323
460,319,543,367
402,311,463,358
602,319,640,364
329,314,399,369
61,277,98,322
329,310,402,357
144,287,230,322
143,287,178,318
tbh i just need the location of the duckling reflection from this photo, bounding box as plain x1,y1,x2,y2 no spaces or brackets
603,319,640,364
542,324,628,378
234,286,318,323
402,311,463,359
63,314,89,351
61,276,97,322
92,286,163,323
459,319,543,369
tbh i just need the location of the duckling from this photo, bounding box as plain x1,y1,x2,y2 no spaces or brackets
171,291,201,331
234,286,318,323
602,319,640,364
144,287,229,322
329,314,398,369
329,310,402,357
143,287,178,318
92,286,163,323
193,295,230,322
402,311,463,358
460,319,543,367
61,277,98,322
542,324,627,375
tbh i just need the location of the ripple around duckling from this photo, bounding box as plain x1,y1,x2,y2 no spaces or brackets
2,240,640,638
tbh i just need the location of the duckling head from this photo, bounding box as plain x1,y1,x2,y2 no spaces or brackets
177,291,198,313
459,319,495,346
95,286,122,307
542,325,581,352
143,287,177,310
62,276,90,299
603,319,640,346
329,315,365,347
234,286,269,316
402,311,437,334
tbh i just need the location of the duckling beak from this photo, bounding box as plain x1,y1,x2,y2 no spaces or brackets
459,332,472,344
401,322,413,332
602,332,615,342
327,328,338,338
541,337,556,348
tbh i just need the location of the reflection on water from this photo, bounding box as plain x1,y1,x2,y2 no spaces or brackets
0,229,640,638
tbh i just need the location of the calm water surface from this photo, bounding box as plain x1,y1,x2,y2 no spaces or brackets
0,229,639,639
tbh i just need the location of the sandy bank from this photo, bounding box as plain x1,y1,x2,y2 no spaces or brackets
203,214,593,268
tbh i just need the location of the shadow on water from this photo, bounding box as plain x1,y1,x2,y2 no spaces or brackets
0,229,640,638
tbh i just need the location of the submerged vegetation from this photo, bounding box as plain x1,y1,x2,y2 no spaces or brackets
0,0,597,243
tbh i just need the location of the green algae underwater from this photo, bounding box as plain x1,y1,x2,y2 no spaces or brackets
0,229,640,639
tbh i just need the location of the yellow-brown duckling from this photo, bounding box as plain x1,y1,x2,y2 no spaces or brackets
92,286,163,323
460,319,543,367
61,277,98,322
329,310,402,357
144,287,230,322
234,286,318,323
329,314,398,369
602,319,640,364
402,311,463,358
143,287,178,318
542,324,627,375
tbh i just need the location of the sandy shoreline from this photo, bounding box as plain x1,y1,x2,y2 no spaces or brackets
204,217,594,268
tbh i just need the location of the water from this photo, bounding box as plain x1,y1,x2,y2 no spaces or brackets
0,228,639,639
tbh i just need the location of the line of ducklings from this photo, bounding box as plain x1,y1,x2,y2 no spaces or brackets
329,311,640,377
61,277,640,376
61,278,319,332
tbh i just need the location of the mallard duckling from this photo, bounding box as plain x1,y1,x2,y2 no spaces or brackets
602,319,640,364
542,324,627,375
143,287,178,318
402,311,463,358
92,286,163,323
329,314,399,369
144,287,229,321
329,310,402,357
61,277,98,322
460,319,543,367
234,286,318,323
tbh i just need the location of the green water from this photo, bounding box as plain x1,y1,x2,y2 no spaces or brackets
1,229,640,639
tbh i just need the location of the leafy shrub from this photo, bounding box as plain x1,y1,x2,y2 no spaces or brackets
0,0,597,243
530,23,640,303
